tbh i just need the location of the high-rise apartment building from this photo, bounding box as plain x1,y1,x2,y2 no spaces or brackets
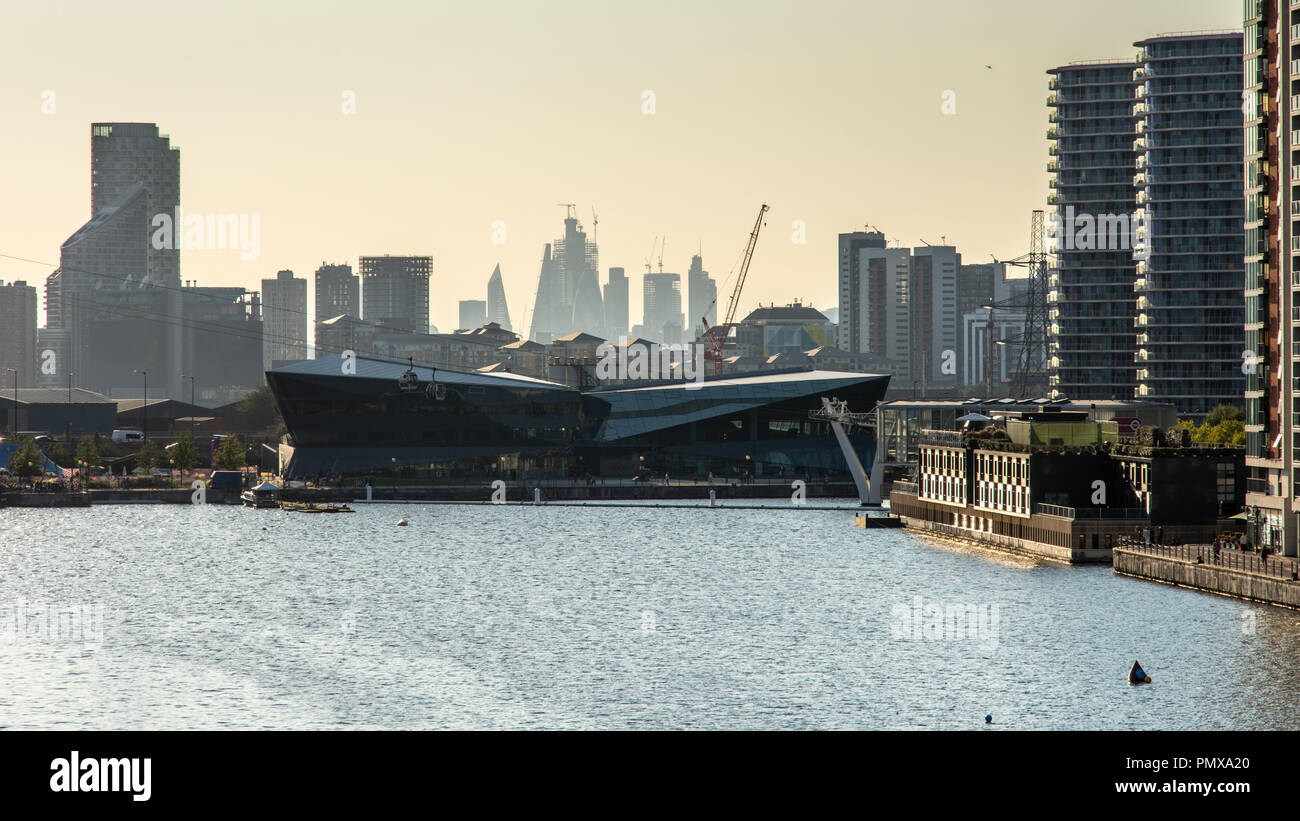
837,229,888,353
1045,61,1139,401
314,262,358,349
1244,0,1292,553
0,281,37,388
909,245,960,389
261,269,307,369
359,255,431,333
45,123,183,398
1132,32,1244,417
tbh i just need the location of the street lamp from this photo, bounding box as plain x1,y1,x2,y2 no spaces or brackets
133,369,148,442
181,373,197,437
5,367,16,441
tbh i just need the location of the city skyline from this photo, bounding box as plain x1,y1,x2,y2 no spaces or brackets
0,0,1236,335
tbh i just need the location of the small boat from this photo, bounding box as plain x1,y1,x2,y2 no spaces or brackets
241,481,281,509
1129,660,1151,685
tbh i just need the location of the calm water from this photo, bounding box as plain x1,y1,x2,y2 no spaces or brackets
1,500,1297,730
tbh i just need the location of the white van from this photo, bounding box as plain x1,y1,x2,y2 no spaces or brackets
112,429,145,444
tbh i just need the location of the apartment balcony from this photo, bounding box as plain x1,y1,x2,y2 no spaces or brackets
1047,127,1060,140
1047,159,1059,173
1049,77,1058,90
1048,111,1060,123
1049,144,1060,156
1047,93,1059,107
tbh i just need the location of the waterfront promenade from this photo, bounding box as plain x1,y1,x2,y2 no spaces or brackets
1115,540,1300,609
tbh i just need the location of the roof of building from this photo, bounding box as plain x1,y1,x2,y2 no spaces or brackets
741,303,829,323
498,339,546,352
551,331,606,345
271,354,571,390
5,388,115,406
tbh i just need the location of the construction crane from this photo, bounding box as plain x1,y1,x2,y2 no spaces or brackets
702,203,769,374
591,207,598,244
556,203,577,220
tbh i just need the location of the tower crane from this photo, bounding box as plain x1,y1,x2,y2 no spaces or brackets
702,203,769,374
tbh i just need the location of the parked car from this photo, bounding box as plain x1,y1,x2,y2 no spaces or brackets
112,429,145,444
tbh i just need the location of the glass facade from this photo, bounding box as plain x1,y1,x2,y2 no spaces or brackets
268,356,889,481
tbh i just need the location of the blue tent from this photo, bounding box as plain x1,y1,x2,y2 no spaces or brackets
0,443,63,475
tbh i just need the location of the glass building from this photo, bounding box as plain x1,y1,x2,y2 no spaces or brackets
267,355,889,481
1131,32,1244,418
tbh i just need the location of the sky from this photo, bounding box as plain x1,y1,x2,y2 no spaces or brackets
0,0,1238,338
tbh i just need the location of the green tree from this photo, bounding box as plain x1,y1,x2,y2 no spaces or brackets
46,441,70,468
8,441,44,484
169,433,200,472
76,436,101,473
214,435,247,470
135,440,160,472
1203,404,1244,428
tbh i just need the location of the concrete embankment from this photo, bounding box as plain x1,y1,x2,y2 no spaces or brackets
1114,545,1300,609
895,515,1111,564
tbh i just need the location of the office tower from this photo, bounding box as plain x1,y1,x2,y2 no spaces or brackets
1132,32,1244,418
314,263,358,352
642,272,684,345
486,264,512,331
261,269,307,369
1243,0,1291,553
528,208,601,342
909,245,960,389
1045,61,1139,401
458,299,488,330
687,253,717,341
0,281,37,388
359,255,431,333
836,230,888,352
603,267,629,341
45,123,183,398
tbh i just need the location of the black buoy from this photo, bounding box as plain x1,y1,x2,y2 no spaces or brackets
985,714,992,724
1128,660,1151,684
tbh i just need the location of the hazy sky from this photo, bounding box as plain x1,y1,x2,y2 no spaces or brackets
0,0,1237,337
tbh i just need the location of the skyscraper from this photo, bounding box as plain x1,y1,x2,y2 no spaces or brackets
686,253,716,342
836,230,888,353
261,269,307,369
1045,61,1139,401
642,272,684,344
909,245,960,390
0,281,37,389
1243,0,1291,553
528,209,601,342
45,123,183,399
360,255,431,333
1131,32,1244,418
603,267,628,341
314,262,358,338
458,300,487,330
486,264,512,331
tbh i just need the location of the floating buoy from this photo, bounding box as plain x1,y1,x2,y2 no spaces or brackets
1129,660,1151,684
397,518,408,526
985,714,992,724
